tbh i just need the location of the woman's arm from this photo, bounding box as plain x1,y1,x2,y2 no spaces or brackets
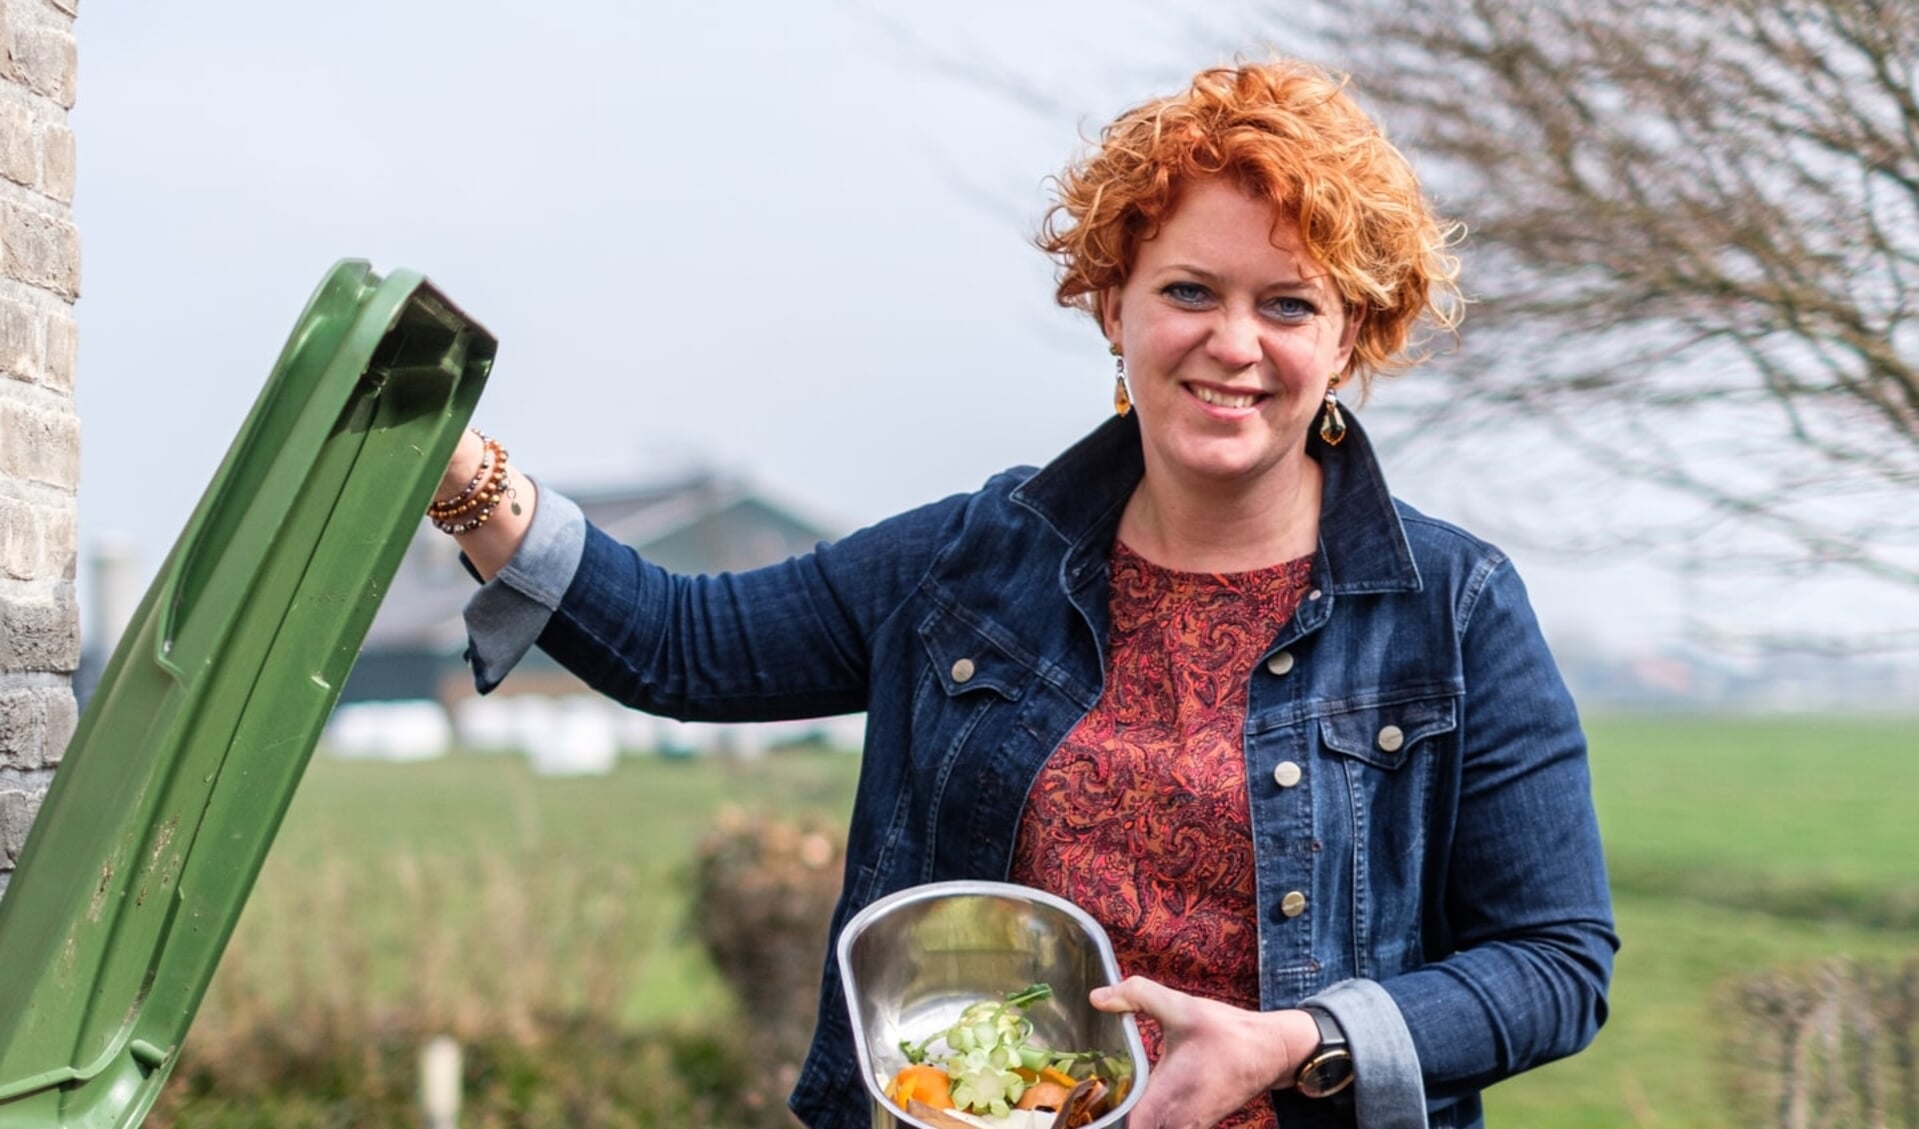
1380,556,1619,1095
442,429,994,720
531,489,967,721
435,420,988,718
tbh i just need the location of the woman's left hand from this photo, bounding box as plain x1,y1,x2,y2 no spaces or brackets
1090,975,1321,1129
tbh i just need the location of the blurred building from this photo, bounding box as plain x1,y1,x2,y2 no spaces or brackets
1552,637,1919,714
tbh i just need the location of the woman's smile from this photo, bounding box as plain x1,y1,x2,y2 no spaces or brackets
1187,382,1267,412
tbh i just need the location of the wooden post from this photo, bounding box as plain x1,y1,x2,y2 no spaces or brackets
419,1035,462,1129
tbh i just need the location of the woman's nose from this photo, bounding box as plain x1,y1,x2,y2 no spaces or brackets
1207,311,1262,368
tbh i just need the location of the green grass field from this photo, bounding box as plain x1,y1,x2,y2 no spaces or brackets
1495,714,1919,1129
232,715,1918,1128
249,744,863,1027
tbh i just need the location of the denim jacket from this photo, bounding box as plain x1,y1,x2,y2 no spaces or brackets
465,413,1617,1129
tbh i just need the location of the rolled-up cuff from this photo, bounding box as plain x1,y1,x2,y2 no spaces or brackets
1307,978,1428,1129
461,481,586,692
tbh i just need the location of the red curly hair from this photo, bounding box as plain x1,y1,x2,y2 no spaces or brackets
1039,60,1463,386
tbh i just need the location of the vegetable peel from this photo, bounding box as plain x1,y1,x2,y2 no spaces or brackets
888,983,1110,1124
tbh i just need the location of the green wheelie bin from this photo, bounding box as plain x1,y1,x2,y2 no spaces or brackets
0,261,494,1128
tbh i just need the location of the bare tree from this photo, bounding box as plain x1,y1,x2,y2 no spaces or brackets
851,0,1919,644
1301,0,1919,644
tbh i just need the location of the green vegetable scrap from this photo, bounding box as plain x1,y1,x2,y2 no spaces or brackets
897,984,1097,1119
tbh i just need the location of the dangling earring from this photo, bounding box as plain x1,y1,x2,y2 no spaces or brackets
1319,371,1348,446
1111,343,1132,417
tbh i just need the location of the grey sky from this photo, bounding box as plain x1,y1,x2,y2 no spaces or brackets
68,1,1919,662
73,2,1168,570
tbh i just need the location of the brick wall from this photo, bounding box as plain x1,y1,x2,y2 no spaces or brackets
0,0,79,899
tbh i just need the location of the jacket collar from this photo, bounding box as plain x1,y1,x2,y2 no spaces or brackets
1011,410,1421,595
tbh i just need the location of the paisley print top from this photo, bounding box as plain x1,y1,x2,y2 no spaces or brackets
1010,541,1314,1129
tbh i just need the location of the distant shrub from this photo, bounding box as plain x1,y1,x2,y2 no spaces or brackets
1723,957,1919,1129
687,806,846,1126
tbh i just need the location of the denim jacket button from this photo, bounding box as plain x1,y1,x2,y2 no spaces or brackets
1281,891,1308,918
1377,724,1405,753
1264,650,1295,676
950,658,976,684
1273,760,1303,788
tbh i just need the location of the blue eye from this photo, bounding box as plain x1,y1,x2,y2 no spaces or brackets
1268,296,1318,321
1161,282,1211,306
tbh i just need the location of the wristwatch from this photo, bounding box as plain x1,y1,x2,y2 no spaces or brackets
1294,1005,1355,1098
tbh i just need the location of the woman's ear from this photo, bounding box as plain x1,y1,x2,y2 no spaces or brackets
1335,303,1365,369
1098,290,1124,351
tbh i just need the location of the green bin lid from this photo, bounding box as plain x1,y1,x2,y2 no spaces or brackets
0,260,494,1127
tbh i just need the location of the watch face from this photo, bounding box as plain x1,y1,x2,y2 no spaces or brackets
1298,1050,1356,1099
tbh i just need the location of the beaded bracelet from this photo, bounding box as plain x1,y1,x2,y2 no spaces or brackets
431,463,509,533
431,433,496,514
429,449,503,520
431,454,507,530
429,434,503,517
429,431,518,535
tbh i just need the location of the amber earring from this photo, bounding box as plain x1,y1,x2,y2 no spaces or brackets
1111,344,1132,417
1319,372,1348,446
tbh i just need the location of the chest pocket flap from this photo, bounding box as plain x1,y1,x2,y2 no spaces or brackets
1320,695,1457,770
916,606,1034,701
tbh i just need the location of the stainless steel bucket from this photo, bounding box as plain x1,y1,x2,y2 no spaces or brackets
837,880,1148,1129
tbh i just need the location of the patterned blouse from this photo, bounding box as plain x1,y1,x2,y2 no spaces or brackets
1010,541,1315,1129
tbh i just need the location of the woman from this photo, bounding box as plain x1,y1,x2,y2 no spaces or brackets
433,60,1617,1129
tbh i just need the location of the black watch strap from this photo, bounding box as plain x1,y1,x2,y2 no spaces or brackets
1295,1005,1356,1099
1303,1005,1346,1051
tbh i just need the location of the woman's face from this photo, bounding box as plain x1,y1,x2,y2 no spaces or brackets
1100,178,1359,494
